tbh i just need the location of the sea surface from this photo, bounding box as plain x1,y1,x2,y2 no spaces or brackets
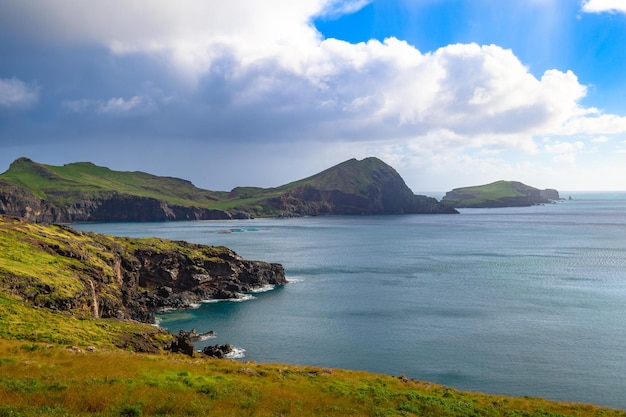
73,192,626,410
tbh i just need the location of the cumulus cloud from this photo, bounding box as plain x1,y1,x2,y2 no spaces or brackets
3,0,626,157
581,0,626,13
0,77,39,108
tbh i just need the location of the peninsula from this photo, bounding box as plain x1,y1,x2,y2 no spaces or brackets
0,157,456,223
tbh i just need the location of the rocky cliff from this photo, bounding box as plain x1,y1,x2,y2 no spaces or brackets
0,215,286,324
0,180,237,223
242,157,458,216
0,157,456,222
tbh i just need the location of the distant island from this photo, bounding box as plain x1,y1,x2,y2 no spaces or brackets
442,180,560,208
0,157,457,223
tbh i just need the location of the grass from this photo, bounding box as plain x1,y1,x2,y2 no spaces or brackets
280,157,399,196
0,158,222,207
0,157,413,216
443,180,539,207
0,338,624,417
0,216,239,314
0,293,171,349
0,215,625,416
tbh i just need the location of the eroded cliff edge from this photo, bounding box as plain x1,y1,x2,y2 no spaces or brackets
0,157,456,223
0,215,286,324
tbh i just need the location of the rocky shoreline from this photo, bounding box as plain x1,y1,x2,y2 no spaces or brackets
0,216,287,326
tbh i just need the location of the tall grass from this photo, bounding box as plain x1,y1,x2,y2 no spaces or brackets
0,339,624,417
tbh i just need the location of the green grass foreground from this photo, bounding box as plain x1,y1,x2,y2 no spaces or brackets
1,338,624,417
1,296,624,417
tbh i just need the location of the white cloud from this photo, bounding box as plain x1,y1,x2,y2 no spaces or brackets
5,0,626,155
581,0,626,13
98,96,152,114
543,139,584,154
63,95,154,115
592,135,609,143
319,0,371,18
0,77,39,108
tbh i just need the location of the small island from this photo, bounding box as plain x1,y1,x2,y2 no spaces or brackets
442,180,560,208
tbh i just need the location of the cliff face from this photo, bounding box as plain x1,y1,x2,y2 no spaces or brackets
0,216,286,324
0,157,456,222
0,180,238,223
258,158,458,216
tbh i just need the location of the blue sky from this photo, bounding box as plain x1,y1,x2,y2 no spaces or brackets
1,0,626,192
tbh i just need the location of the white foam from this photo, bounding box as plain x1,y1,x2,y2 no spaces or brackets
250,284,275,293
197,333,217,341
231,293,256,302
286,276,304,283
201,293,256,303
225,346,246,359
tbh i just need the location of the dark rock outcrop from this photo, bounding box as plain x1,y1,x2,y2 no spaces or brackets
201,344,233,358
0,217,286,324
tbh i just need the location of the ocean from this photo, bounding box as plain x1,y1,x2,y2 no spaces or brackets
72,192,626,409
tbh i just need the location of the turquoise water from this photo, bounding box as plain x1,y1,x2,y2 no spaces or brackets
73,193,626,409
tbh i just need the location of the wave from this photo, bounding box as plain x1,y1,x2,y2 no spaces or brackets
197,332,217,341
201,293,256,303
225,346,246,359
250,284,275,293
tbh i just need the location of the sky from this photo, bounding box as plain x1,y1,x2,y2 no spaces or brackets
1,0,626,193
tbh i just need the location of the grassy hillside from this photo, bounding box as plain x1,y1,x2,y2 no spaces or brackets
0,216,624,416
280,157,396,194
2,338,624,417
0,157,455,220
442,180,551,208
0,157,224,206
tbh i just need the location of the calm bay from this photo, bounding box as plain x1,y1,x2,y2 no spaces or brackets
73,192,626,409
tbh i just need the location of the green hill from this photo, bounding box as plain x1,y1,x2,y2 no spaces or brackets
442,180,560,208
0,157,456,223
1,215,623,416
0,157,224,206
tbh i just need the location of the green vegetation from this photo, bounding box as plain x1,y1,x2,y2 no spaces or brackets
0,293,169,349
442,180,553,208
1,337,624,417
0,215,624,415
280,157,397,195
0,157,455,219
0,216,626,417
0,157,224,206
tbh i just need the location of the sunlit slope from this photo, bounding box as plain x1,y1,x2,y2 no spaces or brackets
0,157,223,206
442,180,558,208
0,216,623,416
0,157,456,220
